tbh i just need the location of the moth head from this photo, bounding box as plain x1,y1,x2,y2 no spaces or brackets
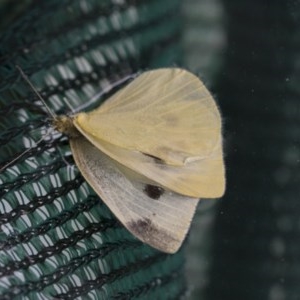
53,115,80,138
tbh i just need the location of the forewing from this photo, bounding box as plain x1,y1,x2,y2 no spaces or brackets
70,137,199,253
75,68,222,166
71,135,224,198
73,68,225,198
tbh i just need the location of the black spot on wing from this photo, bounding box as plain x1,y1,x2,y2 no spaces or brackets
144,184,165,200
142,152,164,164
127,218,158,243
127,218,180,253
132,218,152,232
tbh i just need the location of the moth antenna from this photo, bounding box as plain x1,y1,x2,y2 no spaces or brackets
15,65,56,119
0,128,54,173
53,142,73,168
72,72,140,114
62,96,76,114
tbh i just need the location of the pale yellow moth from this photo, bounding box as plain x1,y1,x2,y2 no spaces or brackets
20,67,225,253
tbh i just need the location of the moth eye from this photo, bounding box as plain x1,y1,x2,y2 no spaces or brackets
143,184,165,200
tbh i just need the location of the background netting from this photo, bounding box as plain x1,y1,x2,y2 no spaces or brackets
0,1,186,299
1,1,300,300
206,1,300,300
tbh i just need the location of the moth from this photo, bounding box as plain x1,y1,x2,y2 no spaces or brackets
17,67,225,253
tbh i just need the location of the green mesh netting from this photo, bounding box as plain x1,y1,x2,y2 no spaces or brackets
206,1,300,299
0,1,187,299
182,1,225,299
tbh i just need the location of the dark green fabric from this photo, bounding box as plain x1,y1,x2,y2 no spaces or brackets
0,1,186,299
207,1,300,299
182,1,226,299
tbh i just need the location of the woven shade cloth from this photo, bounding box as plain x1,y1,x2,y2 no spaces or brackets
0,1,188,299
206,1,300,299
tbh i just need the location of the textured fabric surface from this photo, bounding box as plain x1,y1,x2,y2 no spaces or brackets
182,1,226,299
207,1,300,300
0,1,187,299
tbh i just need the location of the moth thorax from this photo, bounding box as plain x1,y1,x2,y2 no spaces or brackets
53,115,80,138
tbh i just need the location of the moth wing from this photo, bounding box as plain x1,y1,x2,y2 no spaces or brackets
74,68,225,197
70,137,199,253
75,68,222,166
72,136,224,198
